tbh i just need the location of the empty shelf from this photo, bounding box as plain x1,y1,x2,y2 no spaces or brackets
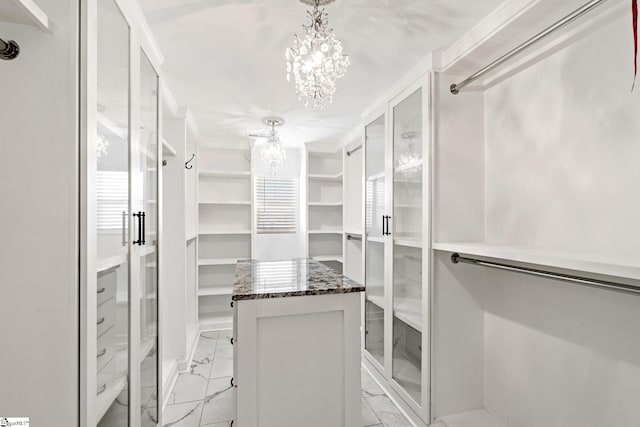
199,170,251,178
198,257,243,266
308,172,343,181
308,230,343,235
199,230,251,235
308,202,343,207
313,255,344,263
198,287,233,297
199,200,251,205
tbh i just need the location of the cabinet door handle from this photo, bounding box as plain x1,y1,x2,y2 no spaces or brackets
97,317,105,325
97,384,107,395
141,212,146,245
230,337,234,345
97,287,106,294
133,212,143,245
121,211,127,246
97,348,107,358
381,215,385,236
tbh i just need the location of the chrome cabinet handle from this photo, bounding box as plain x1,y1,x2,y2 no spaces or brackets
97,287,106,294
97,348,107,358
97,317,105,325
97,384,107,395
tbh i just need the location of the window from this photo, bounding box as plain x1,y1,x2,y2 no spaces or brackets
97,170,128,232
255,176,298,234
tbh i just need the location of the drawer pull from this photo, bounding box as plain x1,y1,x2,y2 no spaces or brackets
97,384,107,395
230,301,234,308
97,348,107,358
97,317,105,325
230,377,234,387
97,287,106,294
230,337,234,345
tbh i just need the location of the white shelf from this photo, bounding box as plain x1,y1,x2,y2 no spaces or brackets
308,201,343,207
367,172,385,181
394,238,422,249
198,287,233,297
432,242,640,281
97,254,126,273
308,230,342,235
313,255,343,263
367,235,386,244
392,297,422,332
0,0,50,31
199,200,251,205
198,257,243,266
186,233,198,242
162,139,177,157
367,294,384,310
436,409,507,427
199,230,251,236
308,172,343,181
199,170,251,178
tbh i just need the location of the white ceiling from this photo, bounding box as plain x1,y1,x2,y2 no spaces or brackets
139,0,505,146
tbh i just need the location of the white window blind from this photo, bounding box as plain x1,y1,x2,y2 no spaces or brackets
256,176,298,234
97,170,128,232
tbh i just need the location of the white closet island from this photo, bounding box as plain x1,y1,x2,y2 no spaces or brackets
231,258,364,427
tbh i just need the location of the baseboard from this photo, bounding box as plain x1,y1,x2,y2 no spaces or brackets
161,359,179,411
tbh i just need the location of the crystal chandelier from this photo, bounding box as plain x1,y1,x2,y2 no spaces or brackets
260,118,287,176
96,131,109,158
285,0,350,108
397,132,422,179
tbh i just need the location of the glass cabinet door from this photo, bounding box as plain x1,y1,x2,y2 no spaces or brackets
391,88,423,404
139,51,160,427
364,114,386,366
96,0,130,425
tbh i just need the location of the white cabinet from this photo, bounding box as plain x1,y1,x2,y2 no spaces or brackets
197,146,253,330
82,0,163,425
306,149,344,272
362,74,432,424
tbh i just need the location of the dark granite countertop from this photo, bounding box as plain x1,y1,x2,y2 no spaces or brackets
232,258,365,301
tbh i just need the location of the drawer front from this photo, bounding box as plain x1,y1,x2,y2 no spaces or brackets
96,355,116,395
97,297,116,338
97,267,118,306
97,324,116,372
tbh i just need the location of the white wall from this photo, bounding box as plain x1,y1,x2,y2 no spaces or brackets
253,146,307,260
481,11,640,426
0,0,79,424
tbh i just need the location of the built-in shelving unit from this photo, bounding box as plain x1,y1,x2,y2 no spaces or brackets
306,148,344,274
0,0,51,31
197,146,252,330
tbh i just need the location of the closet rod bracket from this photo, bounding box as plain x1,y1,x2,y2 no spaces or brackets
0,38,20,60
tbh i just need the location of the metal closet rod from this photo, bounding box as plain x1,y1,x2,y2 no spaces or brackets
0,37,20,60
450,253,640,295
346,234,362,241
346,145,362,156
450,0,608,94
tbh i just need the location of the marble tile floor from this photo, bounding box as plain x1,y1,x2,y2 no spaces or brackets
163,331,414,427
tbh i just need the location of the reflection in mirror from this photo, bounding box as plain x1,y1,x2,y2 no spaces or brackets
139,49,159,427
96,0,130,425
392,88,423,404
364,113,386,365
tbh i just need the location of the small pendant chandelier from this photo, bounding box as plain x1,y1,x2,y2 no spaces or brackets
259,118,287,176
397,132,422,179
285,0,350,109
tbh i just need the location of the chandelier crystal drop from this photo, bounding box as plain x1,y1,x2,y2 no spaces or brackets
397,132,422,179
260,119,287,176
285,0,350,109
96,131,109,158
